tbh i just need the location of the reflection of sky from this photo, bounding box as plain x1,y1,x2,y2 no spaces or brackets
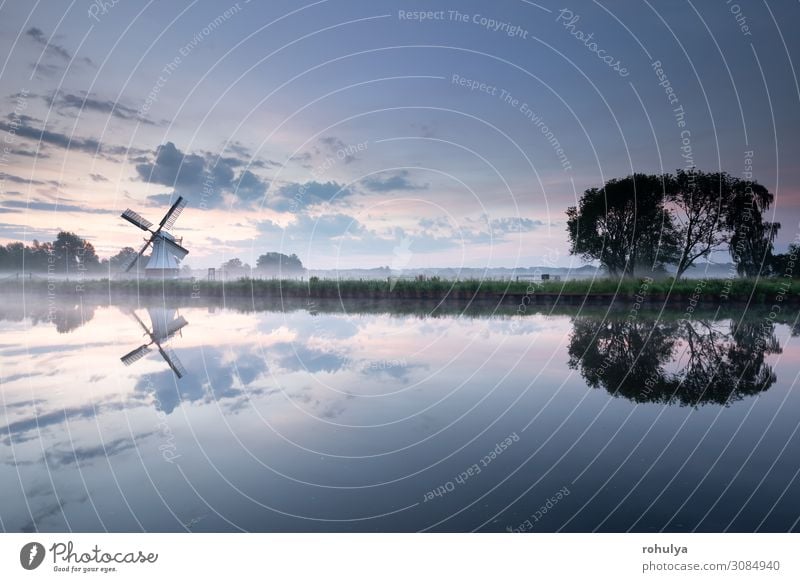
1,302,799,532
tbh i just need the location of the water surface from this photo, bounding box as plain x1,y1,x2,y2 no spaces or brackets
1,297,798,532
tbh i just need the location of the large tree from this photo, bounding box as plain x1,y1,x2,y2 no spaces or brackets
725,179,779,277
667,170,730,279
255,252,304,274
566,174,678,277
52,231,100,275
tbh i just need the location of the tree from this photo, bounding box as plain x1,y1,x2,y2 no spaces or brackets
725,179,779,277
667,170,730,279
221,258,243,270
52,231,100,275
107,247,139,271
566,174,678,277
255,252,304,273
769,243,800,277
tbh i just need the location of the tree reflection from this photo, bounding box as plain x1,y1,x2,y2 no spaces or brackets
0,300,96,333
568,314,780,406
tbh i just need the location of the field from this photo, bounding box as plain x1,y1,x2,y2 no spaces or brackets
1,275,797,305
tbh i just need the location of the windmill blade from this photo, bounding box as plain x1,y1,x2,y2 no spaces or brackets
124,238,154,272
163,315,189,339
159,196,186,230
161,236,190,260
158,345,186,379
121,209,154,231
121,345,151,366
131,311,155,338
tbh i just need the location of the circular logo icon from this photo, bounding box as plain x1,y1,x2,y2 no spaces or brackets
20,542,46,570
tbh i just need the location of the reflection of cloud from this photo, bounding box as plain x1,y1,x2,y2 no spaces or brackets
0,400,136,445
134,348,269,414
272,343,348,373
44,434,152,467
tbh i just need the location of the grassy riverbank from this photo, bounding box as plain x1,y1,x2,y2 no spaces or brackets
1,275,797,304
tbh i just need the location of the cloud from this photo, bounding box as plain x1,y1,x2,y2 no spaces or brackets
136,142,206,188
2,199,115,214
51,92,159,125
266,180,353,212
319,136,358,164
0,172,50,186
25,27,93,68
26,27,71,60
0,114,144,159
136,142,271,208
488,217,545,234
361,170,427,192
259,212,366,241
89,173,108,182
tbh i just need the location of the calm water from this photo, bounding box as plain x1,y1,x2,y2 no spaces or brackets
1,297,799,532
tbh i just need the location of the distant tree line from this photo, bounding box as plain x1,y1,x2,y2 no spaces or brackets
219,252,305,277
566,170,786,278
0,231,306,277
0,231,137,275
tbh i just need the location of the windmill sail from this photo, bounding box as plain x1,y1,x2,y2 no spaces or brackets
121,345,152,366
160,196,186,230
121,209,154,231
125,239,153,272
158,346,186,379
162,236,189,260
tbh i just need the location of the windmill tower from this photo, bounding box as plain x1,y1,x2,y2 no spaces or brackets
120,196,189,277
120,308,188,378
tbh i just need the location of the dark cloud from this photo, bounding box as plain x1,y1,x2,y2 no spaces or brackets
0,172,49,186
26,27,71,60
0,114,145,159
235,170,268,201
136,142,206,188
89,173,108,182
2,199,114,214
51,92,158,125
266,180,353,212
361,170,427,192
9,147,48,158
136,142,271,208
25,27,93,68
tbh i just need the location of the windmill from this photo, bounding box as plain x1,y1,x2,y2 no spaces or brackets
120,308,188,378
120,196,189,277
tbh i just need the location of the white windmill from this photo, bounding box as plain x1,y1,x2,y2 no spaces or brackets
120,196,189,277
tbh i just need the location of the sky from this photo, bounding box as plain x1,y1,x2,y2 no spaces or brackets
0,0,799,270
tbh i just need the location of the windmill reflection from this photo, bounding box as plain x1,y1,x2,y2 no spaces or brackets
120,308,188,378
567,315,780,406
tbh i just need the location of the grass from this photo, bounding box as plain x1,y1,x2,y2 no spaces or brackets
1,275,797,303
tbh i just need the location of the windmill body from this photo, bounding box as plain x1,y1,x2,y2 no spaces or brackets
146,233,183,277
120,197,189,278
